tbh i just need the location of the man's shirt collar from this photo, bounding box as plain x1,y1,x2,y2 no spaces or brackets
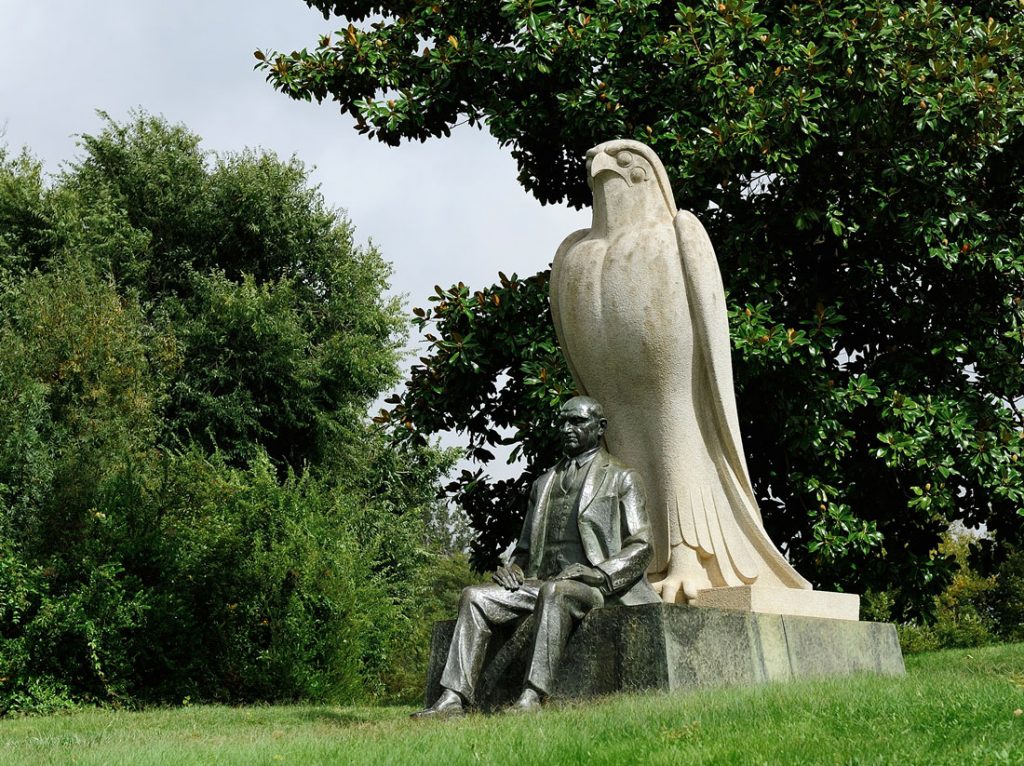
563,446,600,470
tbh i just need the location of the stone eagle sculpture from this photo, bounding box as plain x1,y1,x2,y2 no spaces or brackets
550,139,811,604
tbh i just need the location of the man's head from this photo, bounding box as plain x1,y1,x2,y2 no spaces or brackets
558,396,607,457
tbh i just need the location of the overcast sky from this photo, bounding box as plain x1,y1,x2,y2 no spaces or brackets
0,0,588,314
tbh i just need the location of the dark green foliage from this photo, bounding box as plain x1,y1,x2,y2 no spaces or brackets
62,116,405,470
266,1,1024,615
0,264,160,555
0,448,446,714
121,449,433,704
987,547,1024,644
0,150,50,290
868,533,1024,653
377,273,570,567
383,551,485,699
0,117,456,715
899,536,999,653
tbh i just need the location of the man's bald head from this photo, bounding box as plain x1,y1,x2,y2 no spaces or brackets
560,396,605,421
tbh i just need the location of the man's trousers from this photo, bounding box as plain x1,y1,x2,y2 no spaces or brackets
439,578,604,702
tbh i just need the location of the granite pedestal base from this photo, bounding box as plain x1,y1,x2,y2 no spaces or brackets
424,604,904,711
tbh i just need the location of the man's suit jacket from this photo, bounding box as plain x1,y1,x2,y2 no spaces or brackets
510,448,660,606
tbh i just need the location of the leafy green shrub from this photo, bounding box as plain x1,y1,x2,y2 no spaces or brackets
892,533,1002,654
1,446,454,713
0,536,49,715
0,529,147,715
988,548,1024,643
381,551,485,703
0,115,456,714
929,571,998,650
128,448,412,703
894,623,940,656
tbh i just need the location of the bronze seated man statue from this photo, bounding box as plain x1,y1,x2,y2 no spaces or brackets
414,395,659,717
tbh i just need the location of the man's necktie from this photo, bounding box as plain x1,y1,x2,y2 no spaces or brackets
560,458,579,493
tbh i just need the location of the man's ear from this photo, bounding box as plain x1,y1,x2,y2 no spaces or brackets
598,418,608,435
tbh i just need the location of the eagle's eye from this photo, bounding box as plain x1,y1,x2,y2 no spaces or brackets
616,152,633,168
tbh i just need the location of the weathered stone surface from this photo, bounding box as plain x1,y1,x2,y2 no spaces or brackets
693,585,861,621
424,604,904,711
551,139,813,603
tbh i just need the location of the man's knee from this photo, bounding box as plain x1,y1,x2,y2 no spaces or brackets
537,579,603,616
459,583,492,610
538,579,573,604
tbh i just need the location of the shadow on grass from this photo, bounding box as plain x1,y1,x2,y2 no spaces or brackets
273,705,409,728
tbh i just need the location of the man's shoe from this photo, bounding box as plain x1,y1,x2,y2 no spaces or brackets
411,689,466,719
511,687,543,713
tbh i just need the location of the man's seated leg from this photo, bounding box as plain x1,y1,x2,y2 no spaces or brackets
514,579,604,711
414,581,540,717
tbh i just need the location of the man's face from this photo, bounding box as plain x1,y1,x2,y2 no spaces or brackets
558,400,606,457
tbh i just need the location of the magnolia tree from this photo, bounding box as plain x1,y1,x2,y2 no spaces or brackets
261,0,1024,617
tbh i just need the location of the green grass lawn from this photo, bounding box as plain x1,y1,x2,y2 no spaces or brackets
2,642,1022,766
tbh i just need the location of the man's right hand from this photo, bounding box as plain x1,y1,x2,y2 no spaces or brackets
492,563,525,591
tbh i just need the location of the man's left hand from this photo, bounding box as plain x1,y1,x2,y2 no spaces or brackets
552,563,604,587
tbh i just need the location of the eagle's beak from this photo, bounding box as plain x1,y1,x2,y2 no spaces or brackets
589,152,622,180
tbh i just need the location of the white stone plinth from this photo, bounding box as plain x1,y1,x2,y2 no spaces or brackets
693,586,860,621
